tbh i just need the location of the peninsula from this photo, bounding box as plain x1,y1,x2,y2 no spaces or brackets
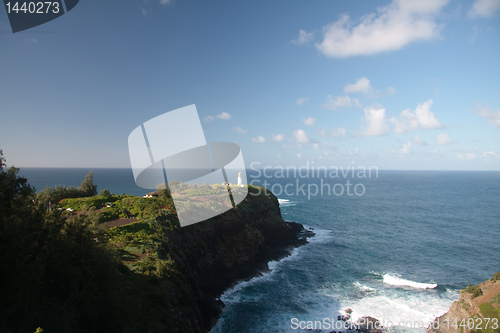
0,160,311,333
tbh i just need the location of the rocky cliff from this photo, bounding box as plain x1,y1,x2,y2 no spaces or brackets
0,161,310,333
428,274,500,333
104,185,311,332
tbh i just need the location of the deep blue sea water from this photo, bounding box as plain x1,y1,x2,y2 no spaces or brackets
18,168,500,332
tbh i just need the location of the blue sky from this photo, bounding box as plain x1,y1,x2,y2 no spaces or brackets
1,0,499,170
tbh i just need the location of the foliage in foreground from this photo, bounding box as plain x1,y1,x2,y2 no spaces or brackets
0,151,194,333
0,150,295,333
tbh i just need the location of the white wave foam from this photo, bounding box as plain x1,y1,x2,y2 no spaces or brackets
383,274,437,289
338,274,456,331
268,247,300,270
353,281,375,292
305,227,334,244
219,248,301,303
344,293,454,329
278,198,296,207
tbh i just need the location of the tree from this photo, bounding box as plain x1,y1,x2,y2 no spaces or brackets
80,170,97,197
100,188,111,197
0,151,179,332
0,150,35,217
156,183,171,198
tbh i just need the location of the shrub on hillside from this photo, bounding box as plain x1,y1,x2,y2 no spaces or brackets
464,284,483,298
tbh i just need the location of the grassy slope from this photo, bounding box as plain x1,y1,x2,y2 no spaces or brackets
65,185,302,332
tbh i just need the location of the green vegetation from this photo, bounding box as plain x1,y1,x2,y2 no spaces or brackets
0,151,194,332
156,182,172,198
58,194,124,210
100,188,111,197
471,303,500,333
0,150,298,333
491,293,500,307
56,192,176,223
37,170,98,206
464,284,483,298
493,272,500,282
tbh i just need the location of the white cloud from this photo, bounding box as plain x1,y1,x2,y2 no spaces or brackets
484,151,500,157
30,38,38,43
400,142,412,154
331,128,346,138
469,0,500,18
232,127,248,134
457,152,477,160
293,129,309,143
297,153,302,159
315,0,448,58
386,87,397,95
252,136,266,143
344,77,372,95
302,117,316,126
272,134,284,141
292,30,314,44
472,103,500,128
470,25,481,43
313,143,320,149
316,129,327,137
343,77,396,98
159,0,175,5
295,97,310,105
317,128,346,138
357,105,389,136
216,112,231,120
412,134,428,145
435,133,453,146
204,112,232,121
322,95,361,111
390,99,443,133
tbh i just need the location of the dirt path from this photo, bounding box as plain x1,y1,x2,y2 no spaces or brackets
474,280,500,307
106,217,139,228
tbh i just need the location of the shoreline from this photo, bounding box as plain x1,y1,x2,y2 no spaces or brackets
207,221,315,329
428,274,500,333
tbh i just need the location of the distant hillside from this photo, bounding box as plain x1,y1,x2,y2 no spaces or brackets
428,273,500,333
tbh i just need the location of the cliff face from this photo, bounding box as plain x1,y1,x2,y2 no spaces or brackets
0,164,309,333
105,185,310,333
428,275,500,333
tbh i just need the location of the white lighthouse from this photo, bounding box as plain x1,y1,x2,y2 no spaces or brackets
237,171,243,186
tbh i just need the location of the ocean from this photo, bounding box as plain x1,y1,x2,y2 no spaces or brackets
17,167,500,333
